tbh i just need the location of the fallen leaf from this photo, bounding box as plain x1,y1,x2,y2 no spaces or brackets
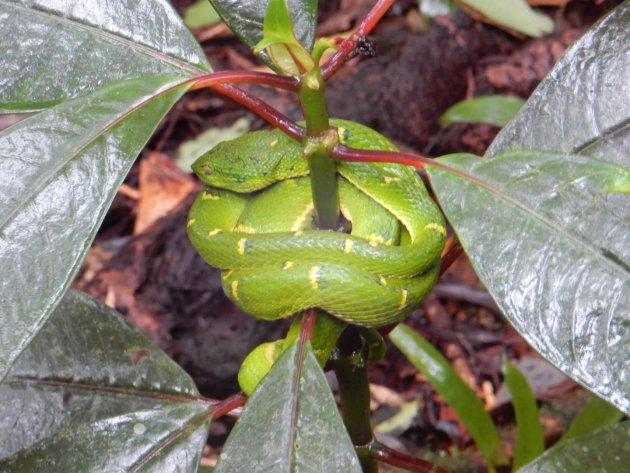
135,152,198,234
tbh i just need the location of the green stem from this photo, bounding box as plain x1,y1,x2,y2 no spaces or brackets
298,67,339,229
333,330,379,473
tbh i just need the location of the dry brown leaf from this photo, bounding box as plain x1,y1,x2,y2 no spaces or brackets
134,152,198,234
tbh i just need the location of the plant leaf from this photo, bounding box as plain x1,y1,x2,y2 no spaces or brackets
0,290,210,472
390,325,506,466
557,396,624,446
254,0,315,75
208,0,317,72
457,0,553,38
439,95,525,127
427,150,630,413
487,2,630,171
518,421,630,473
0,0,209,112
214,341,362,473
184,0,221,29
0,75,190,383
502,359,544,471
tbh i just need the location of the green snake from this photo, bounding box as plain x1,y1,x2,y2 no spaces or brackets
187,119,446,392
188,119,445,324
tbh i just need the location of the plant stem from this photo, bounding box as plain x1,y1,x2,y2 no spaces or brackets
333,330,379,473
322,0,396,79
298,67,339,229
369,441,451,473
214,83,305,140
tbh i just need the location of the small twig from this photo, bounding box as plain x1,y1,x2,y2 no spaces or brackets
118,183,141,200
368,441,451,473
322,0,396,79
433,283,500,314
208,392,247,420
213,84,305,140
439,243,463,277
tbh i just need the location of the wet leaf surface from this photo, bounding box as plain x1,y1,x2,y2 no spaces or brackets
0,76,189,383
208,0,317,72
428,149,630,413
0,0,209,112
0,290,209,472
519,421,630,473
214,342,361,473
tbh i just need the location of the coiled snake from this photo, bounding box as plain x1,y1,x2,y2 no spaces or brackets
187,119,446,330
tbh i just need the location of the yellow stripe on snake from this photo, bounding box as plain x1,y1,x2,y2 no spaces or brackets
187,119,446,328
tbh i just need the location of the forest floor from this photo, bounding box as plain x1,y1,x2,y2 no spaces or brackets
50,0,622,470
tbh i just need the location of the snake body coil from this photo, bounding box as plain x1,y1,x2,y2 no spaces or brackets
187,119,446,327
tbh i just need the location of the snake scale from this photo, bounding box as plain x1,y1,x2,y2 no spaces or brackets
187,119,446,328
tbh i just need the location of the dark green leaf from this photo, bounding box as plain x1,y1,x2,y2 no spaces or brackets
0,76,190,383
390,325,506,466
214,341,361,473
254,0,315,75
557,396,624,446
0,290,210,472
427,150,630,413
502,359,544,471
519,421,630,473
439,95,525,127
0,0,209,112
208,0,317,71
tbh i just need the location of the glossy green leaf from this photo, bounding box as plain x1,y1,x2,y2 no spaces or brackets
0,290,210,472
184,0,221,29
502,359,544,471
0,76,190,383
487,2,630,171
518,421,630,473
0,0,209,112
390,324,506,466
557,396,624,446
439,95,525,127
446,2,630,413
254,0,315,75
208,0,317,71
427,150,630,413
459,0,553,38
214,341,361,473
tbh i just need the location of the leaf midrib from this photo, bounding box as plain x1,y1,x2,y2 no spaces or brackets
435,157,630,281
0,0,208,76
0,78,190,232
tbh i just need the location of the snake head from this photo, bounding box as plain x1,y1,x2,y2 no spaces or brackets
191,129,308,193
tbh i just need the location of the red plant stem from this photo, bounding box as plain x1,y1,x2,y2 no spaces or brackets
332,145,494,191
369,441,451,473
209,392,247,420
332,145,429,169
189,70,300,92
440,243,463,277
322,0,396,79
299,309,318,345
214,83,305,140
